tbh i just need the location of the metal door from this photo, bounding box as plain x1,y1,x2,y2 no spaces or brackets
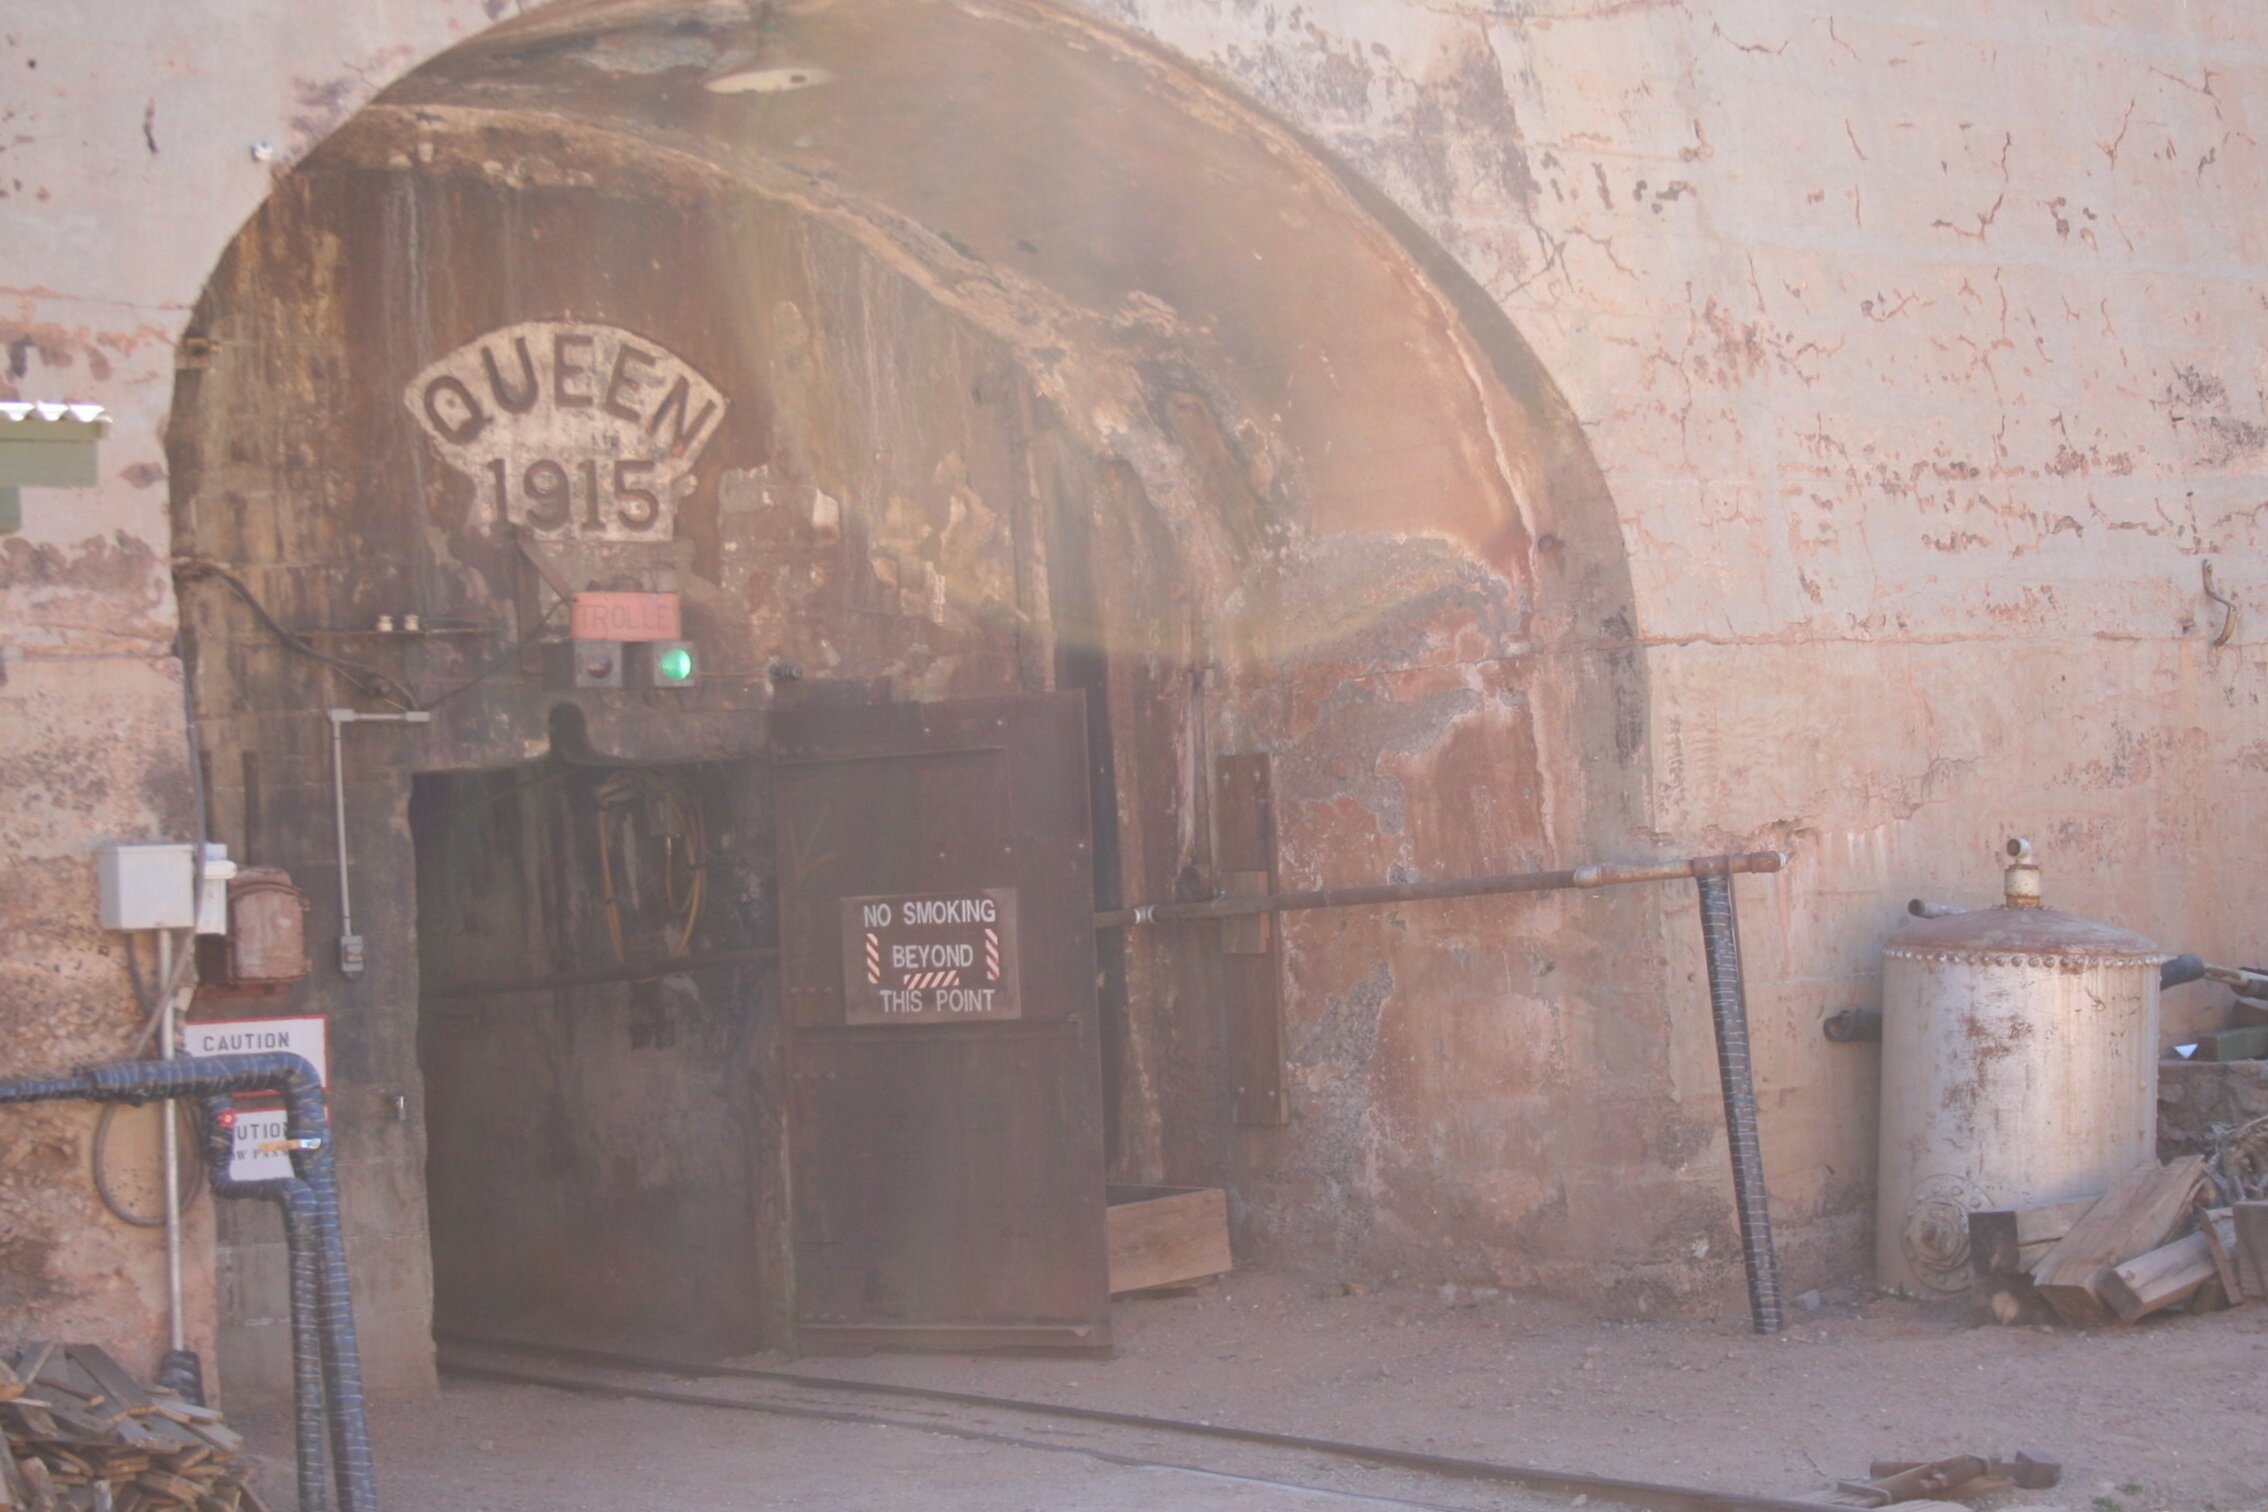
773,693,1110,1352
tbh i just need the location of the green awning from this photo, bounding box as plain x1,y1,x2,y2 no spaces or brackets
0,402,110,531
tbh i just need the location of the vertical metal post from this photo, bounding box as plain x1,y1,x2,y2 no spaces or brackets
328,710,359,976
157,931,186,1355
1695,866,1783,1334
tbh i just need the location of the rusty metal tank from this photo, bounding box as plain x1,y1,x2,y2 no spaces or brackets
1875,838,2165,1295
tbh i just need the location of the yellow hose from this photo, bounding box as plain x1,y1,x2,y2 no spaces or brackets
594,770,703,963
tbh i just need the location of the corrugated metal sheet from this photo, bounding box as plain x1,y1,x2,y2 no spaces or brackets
0,401,109,427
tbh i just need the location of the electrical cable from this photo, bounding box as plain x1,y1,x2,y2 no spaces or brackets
594,770,705,964
89,1102,206,1227
180,557,574,715
92,895,206,1228
175,559,414,709
597,803,627,965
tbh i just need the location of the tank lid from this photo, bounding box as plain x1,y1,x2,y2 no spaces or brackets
1886,838,2164,964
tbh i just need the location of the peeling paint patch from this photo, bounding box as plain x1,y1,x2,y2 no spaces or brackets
0,530,172,654
2159,364,2268,468
1276,678,1482,835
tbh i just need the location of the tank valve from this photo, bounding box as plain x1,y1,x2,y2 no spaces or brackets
2003,836,2041,909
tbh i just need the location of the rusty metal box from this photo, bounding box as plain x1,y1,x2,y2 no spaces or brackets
197,867,311,993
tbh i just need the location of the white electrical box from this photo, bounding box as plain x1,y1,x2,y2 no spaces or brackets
98,841,236,933
99,842,194,930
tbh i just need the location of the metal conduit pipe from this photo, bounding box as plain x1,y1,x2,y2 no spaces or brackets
1906,898,1967,919
1104,850,1792,1336
1695,867,1783,1334
0,1053,377,1512
195,1096,334,1512
1095,851,1786,928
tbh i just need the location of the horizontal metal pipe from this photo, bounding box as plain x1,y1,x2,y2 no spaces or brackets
426,945,779,1001
1096,851,1786,929
1905,898,1966,919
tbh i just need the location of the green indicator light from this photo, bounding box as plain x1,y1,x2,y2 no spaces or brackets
657,646,695,683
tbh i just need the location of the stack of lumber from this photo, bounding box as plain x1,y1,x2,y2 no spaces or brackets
0,1344,267,1511
1969,1156,2268,1326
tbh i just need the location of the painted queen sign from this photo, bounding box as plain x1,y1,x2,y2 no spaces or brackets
404,322,728,541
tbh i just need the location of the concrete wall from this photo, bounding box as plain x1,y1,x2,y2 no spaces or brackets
6,0,2268,1385
0,0,499,1382
1089,0,2268,1294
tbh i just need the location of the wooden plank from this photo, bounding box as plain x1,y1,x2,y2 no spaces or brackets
179,1421,243,1457
1106,1185,1232,1294
64,1351,151,1419
1216,754,1286,1127
1970,1196,2099,1276
2196,1205,2244,1308
1218,871,1271,956
2098,1227,2219,1321
2236,1202,2268,1300
2030,1158,2207,1326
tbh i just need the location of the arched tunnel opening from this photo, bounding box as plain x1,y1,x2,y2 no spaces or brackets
164,0,1654,1386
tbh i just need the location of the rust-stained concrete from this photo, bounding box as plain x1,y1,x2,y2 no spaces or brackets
5,0,2268,1401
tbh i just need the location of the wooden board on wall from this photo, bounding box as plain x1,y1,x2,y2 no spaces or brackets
1216,754,1287,1126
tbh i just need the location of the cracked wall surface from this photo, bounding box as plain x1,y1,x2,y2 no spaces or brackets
7,0,2268,1367
1087,0,2268,1299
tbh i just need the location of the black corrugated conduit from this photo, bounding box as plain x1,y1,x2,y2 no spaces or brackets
195,1095,334,1512
0,1052,376,1512
1695,865,1783,1334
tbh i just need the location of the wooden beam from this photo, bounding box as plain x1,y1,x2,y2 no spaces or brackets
1106,1185,1233,1294
2196,1204,2244,1309
2235,1202,2268,1301
2029,1158,2206,1326
2096,1216,2236,1322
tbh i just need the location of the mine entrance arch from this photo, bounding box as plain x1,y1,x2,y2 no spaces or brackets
167,0,1642,1393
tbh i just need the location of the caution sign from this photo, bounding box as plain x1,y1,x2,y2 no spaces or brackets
214,1106,294,1183
841,889,1020,1024
183,1016,328,1182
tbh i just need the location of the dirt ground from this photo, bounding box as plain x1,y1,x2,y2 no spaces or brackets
239,1270,2268,1511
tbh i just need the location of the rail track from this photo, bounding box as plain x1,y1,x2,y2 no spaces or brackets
436,1334,1852,1512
